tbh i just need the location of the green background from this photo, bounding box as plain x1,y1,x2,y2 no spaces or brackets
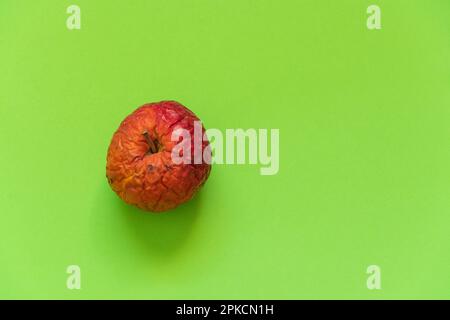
0,0,449,299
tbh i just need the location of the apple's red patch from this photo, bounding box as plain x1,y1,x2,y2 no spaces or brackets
106,101,211,212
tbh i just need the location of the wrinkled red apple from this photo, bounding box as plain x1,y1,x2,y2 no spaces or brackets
106,101,211,212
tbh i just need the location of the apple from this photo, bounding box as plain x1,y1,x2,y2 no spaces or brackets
106,101,211,212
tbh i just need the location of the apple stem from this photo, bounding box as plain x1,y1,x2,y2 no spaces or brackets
142,131,157,154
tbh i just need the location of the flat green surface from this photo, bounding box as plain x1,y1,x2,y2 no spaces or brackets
0,0,449,299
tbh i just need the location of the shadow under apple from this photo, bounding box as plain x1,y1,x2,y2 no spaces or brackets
91,181,202,263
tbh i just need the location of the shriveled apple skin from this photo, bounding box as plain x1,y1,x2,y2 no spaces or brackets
106,101,211,212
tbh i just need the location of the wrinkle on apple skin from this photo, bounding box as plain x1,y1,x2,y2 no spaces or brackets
106,101,211,213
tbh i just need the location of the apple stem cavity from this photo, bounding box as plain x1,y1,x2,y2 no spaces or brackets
142,131,158,155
